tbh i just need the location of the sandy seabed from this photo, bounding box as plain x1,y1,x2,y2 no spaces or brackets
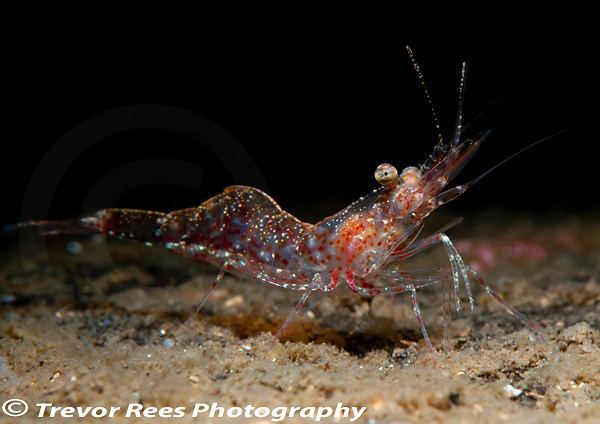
1,212,599,423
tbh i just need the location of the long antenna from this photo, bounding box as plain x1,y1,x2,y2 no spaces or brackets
452,60,468,145
405,45,444,146
463,129,567,189
462,94,503,133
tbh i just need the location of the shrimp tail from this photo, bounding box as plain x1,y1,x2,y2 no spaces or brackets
4,209,167,244
3,218,97,235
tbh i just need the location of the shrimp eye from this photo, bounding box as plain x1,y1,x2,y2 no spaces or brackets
400,166,422,186
375,163,399,186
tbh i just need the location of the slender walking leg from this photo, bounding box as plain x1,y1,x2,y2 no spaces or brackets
364,267,543,348
354,276,439,352
441,269,452,351
377,268,443,289
188,258,316,321
408,284,434,353
390,218,463,259
467,266,545,341
274,277,320,339
390,231,468,313
367,269,453,351
187,260,233,321
390,230,538,340
391,233,444,260
441,234,475,311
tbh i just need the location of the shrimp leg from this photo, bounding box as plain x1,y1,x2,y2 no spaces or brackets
185,257,316,326
441,234,474,312
441,269,452,351
408,284,434,352
467,266,545,341
187,259,322,340
373,268,452,350
188,260,235,320
381,258,543,344
353,275,440,352
390,230,474,313
275,276,320,339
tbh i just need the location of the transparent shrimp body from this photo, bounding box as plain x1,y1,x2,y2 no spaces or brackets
296,167,426,281
6,47,548,354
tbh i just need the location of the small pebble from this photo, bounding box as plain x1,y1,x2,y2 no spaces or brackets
1,294,16,304
163,338,174,349
224,295,244,308
504,384,523,397
66,241,82,254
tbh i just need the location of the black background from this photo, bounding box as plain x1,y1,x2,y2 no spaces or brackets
2,5,590,230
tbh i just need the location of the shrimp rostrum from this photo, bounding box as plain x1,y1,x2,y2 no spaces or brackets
8,48,545,352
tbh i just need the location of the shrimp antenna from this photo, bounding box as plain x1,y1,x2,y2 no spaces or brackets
405,45,445,146
452,60,468,145
463,129,567,189
462,94,503,133
433,129,567,209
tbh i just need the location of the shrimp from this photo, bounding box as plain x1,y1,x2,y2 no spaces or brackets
6,47,550,352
